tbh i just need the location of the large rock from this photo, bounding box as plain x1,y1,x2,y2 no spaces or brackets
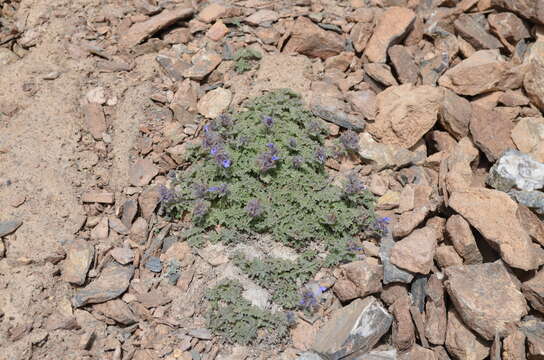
62,240,95,286
454,14,502,50
333,260,383,302
488,12,530,44
491,0,544,25
445,215,482,264
390,295,415,352
365,7,416,63
390,227,437,274
425,275,447,345
388,45,418,85
511,117,544,163
197,88,231,119
488,150,544,192
439,89,472,140
312,297,393,360
284,17,344,60
379,232,414,285
367,84,443,149
470,104,516,162
445,261,528,340
445,137,479,193
439,50,524,96
449,188,537,270
357,132,424,170
445,308,489,360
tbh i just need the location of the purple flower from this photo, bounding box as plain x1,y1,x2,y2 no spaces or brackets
192,183,208,199
158,185,175,203
262,115,274,128
193,199,210,219
217,114,233,127
314,147,327,164
245,198,263,218
340,130,360,152
257,144,280,172
292,156,304,168
222,159,231,168
210,146,219,155
319,286,328,293
344,173,365,195
271,155,280,161
204,124,210,133
214,152,232,169
374,217,391,234
208,183,229,197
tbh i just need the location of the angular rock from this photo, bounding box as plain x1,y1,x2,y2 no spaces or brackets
182,49,222,81
72,264,134,308
392,206,430,238
510,190,544,215
425,275,447,345
129,158,159,187
333,260,383,301
84,103,106,140
245,9,278,26
500,90,530,106
445,308,489,360
524,60,544,112
93,299,138,325
170,79,199,125
365,7,416,63
363,63,398,87
346,90,376,121
358,133,423,170
503,330,526,360
121,199,138,227
445,137,479,193
121,7,194,47
398,184,432,213
470,104,516,162
449,188,537,270
81,191,114,204
520,317,544,358
388,45,418,85
206,20,228,41
435,245,464,269
439,89,472,140
312,297,393,360
420,53,449,86
284,17,344,60
391,227,436,274
381,284,409,306
367,84,443,149
446,215,482,264
439,50,523,96
63,240,95,286
197,88,231,119
390,295,415,352
0,219,23,237
488,150,544,192
399,345,436,360
488,12,530,44
198,3,226,23
454,14,502,50
511,117,544,162
380,231,414,285
139,187,160,219
490,0,544,25
350,22,374,53
91,216,108,241
522,270,544,314
156,55,189,82
110,247,134,265
445,261,528,340
310,98,365,131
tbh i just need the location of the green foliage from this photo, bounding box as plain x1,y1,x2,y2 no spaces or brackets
205,280,288,345
233,47,262,73
233,251,320,309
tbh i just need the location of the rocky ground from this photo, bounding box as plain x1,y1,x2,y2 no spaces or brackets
3,0,544,359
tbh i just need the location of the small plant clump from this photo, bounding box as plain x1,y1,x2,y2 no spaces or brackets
233,47,262,73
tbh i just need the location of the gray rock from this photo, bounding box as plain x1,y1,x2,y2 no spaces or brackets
352,348,397,359
297,353,324,360
0,219,22,237
188,328,212,340
145,256,162,273
509,190,544,214
312,297,393,360
379,231,414,285
311,100,366,132
358,133,424,171
488,150,544,191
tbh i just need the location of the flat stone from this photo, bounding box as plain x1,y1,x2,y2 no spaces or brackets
439,49,524,96
490,0,544,25
398,184,432,213
364,7,416,63
110,247,134,265
350,22,374,53
500,90,530,106
333,260,383,301
121,7,194,47
449,188,537,270
399,345,436,360
435,245,464,269
390,227,436,274
170,80,199,126
439,89,472,140
93,299,138,325
520,317,544,358
488,12,530,44
446,215,482,264
524,59,544,112
358,133,423,171
245,9,278,26
522,270,544,314
445,137,479,193
379,231,414,285
503,330,526,360
197,88,231,119
121,199,138,227
83,103,106,140
206,20,229,41
367,84,443,149
198,3,226,23
129,158,159,187
488,150,544,192
284,17,344,60
292,320,318,351
82,191,114,204
139,187,160,219
363,63,398,87
511,117,544,162
310,98,365,131
62,240,95,286
454,14,502,50
356,348,397,360
72,264,134,308
390,295,415,352
91,216,108,241
188,328,212,340
312,297,393,360
445,261,528,340
470,104,516,162
182,49,222,81
388,45,418,85
155,55,189,81
0,219,22,237
376,191,400,210
445,308,489,360
392,206,430,238
425,274,447,345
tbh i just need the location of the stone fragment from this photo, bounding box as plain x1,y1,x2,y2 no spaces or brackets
399,345,437,360
333,260,383,301
197,88,231,119
517,204,544,246
488,150,544,192
524,60,544,112
376,191,400,210
388,45,418,85
121,7,194,47
350,22,374,53
91,217,109,241
81,191,114,204
391,227,436,274
420,53,449,86
358,133,423,171
520,317,544,358
84,103,106,140
446,215,482,264
129,158,159,187
206,20,228,41
139,187,160,219
522,270,544,314
488,12,530,44
454,14,502,50
435,245,464,269
390,295,415,352
439,50,523,96
490,0,544,25
121,199,138,227
470,104,515,162
110,247,134,265
445,137,479,193
170,79,199,125
392,207,429,238
500,90,530,106
73,264,134,308
379,231,414,285
445,308,489,360
93,299,137,325
182,49,222,81
511,117,544,162
310,98,365,131
425,275,447,345
0,219,22,237
346,90,376,121
503,330,526,360
86,87,106,105
381,284,408,306
312,297,393,360
367,84,443,149
155,55,189,81
445,261,528,340
284,17,344,60
198,3,226,23
245,9,278,26
439,89,471,140
449,188,537,270
365,7,416,63
363,63,398,87
398,184,432,213
63,240,94,286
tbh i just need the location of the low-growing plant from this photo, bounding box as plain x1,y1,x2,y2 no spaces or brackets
233,47,262,73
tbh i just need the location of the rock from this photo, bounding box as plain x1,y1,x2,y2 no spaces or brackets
435,245,464,268
390,295,415,352
445,215,482,264
73,264,134,308
312,297,393,360
0,48,18,66
449,188,537,270
245,9,278,25
511,117,544,162
155,55,189,81
206,20,229,41
379,231,414,285
139,187,160,220
86,87,106,105
84,103,107,140
388,45,418,85
454,14,502,50
363,63,398,87
420,53,449,86
392,206,430,238
520,317,544,358
522,270,544,314
517,204,544,246
503,330,526,360
445,137,479,193
445,261,528,340
364,7,416,63
93,299,138,325
129,158,159,187
310,98,365,131
63,240,95,286
346,90,376,121
488,12,530,44
356,348,397,360
470,104,516,162
81,191,114,204
121,7,194,47
500,90,530,106
182,49,222,81
297,353,324,360
0,219,22,237
381,284,409,306
198,3,226,23
376,191,400,210
524,60,544,112
284,17,344,60
121,199,138,227
110,247,134,265
511,190,544,215
367,84,443,149
145,256,162,273
197,88,231,119
358,133,423,170
390,227,436,274
487,150,544,192
350,22,374,53
399,345,437,360
170,79,199,125
333,260,383,301
439,50,523,96
398,184,432,213
189,328,212,340
490,0,544,25
445,308,489,360
425,275,447,345
91,216,109,241
439,89,472,140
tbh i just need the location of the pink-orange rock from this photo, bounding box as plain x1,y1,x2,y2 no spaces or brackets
522,269,544,314
390,227,437,274
284,17,344,60
445,308,489,360
470,104,516,162
446,215,482,264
